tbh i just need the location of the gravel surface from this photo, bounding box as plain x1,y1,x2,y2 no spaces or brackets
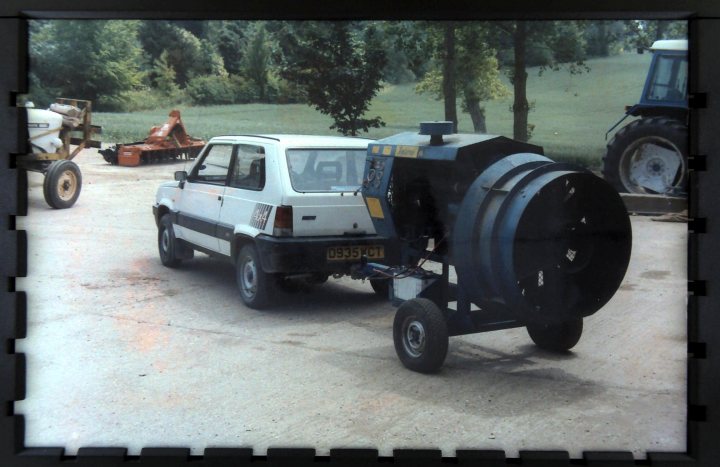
15,149,687,458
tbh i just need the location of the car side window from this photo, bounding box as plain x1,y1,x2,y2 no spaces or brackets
191,144,234,184
229,144,266,190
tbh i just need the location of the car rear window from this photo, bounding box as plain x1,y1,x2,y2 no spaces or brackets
286,148,367,192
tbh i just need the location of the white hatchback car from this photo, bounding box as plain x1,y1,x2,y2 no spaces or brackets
153,134,397,308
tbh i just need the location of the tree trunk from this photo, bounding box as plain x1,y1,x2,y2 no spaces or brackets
655,21,668,41
512,21,529,142
598,21,609,56
466,98,487,133
442,23,458,133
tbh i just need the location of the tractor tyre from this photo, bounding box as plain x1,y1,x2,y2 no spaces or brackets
526,318,583,352
43,160,82,209
236,244,277,309
393,298,449,373
603,117,688,195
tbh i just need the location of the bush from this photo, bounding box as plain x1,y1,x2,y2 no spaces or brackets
265,75,306,104
25,75,58,109
186,74,236,105
107,88,186,112
229,75,260,103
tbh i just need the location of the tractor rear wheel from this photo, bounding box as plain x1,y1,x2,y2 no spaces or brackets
393,298,448,373
43,160,82,209
603,117,687,195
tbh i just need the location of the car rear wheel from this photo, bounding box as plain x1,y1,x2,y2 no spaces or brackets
236,244,276,309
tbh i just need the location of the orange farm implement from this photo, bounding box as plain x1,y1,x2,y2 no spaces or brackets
18,98,102,209
99,110,205,167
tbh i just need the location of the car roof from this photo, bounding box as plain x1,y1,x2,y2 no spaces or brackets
208,134,374,148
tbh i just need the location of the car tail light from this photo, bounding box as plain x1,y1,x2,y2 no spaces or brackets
273,205,293,236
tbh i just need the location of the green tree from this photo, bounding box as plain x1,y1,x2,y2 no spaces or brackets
242,24,271,101
441,23,458,132
152,50,180,96
379,21,433,83
29,20,144,110
138,20,226,86
416,22,509,133
494,21,589,142
205,21,249,75
624,20,688,50
584,21,625,57
277,22,387,136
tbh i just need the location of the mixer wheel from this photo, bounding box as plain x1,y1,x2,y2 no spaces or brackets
526,318,583,352
393,298,448,373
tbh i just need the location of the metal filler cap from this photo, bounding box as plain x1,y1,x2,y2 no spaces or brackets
419,121,454,145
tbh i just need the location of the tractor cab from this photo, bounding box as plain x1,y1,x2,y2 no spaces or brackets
635,39,688,117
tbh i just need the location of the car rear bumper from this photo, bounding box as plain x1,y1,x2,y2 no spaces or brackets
254,234,400,274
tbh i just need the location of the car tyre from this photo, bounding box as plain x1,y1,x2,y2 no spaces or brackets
236,244,276,309
158,214,190,267
393,298,448,373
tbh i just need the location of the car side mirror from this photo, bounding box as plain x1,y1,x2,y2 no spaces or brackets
175,170,187,188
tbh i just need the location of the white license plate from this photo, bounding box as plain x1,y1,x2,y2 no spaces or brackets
326,245,385,261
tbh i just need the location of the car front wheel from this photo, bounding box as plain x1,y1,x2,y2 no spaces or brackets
158,214,183,267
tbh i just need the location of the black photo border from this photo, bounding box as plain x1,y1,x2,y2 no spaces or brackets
1,1,718,466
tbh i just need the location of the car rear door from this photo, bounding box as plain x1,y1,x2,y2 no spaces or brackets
217,142,276,256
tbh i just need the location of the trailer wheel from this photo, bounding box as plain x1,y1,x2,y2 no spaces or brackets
393,298,448,373
43,160,81,209
236,244,276,309
526,318,583,352
603,117,687,194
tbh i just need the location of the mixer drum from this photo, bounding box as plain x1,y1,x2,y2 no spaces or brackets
453,153,632,324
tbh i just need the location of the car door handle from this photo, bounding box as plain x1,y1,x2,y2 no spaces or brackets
218,195,224,206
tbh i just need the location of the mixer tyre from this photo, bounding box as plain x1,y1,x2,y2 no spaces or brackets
43,160,82,209
393,298,448,373
526,318,583,352
370,278,390,298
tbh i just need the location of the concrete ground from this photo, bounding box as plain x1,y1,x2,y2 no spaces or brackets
14,149,687,458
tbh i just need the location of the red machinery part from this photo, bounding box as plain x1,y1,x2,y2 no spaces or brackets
100,110,205,166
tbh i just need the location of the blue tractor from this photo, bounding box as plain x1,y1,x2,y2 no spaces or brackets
603,39,688,195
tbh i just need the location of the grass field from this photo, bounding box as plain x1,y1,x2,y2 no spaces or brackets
94,52,651,169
